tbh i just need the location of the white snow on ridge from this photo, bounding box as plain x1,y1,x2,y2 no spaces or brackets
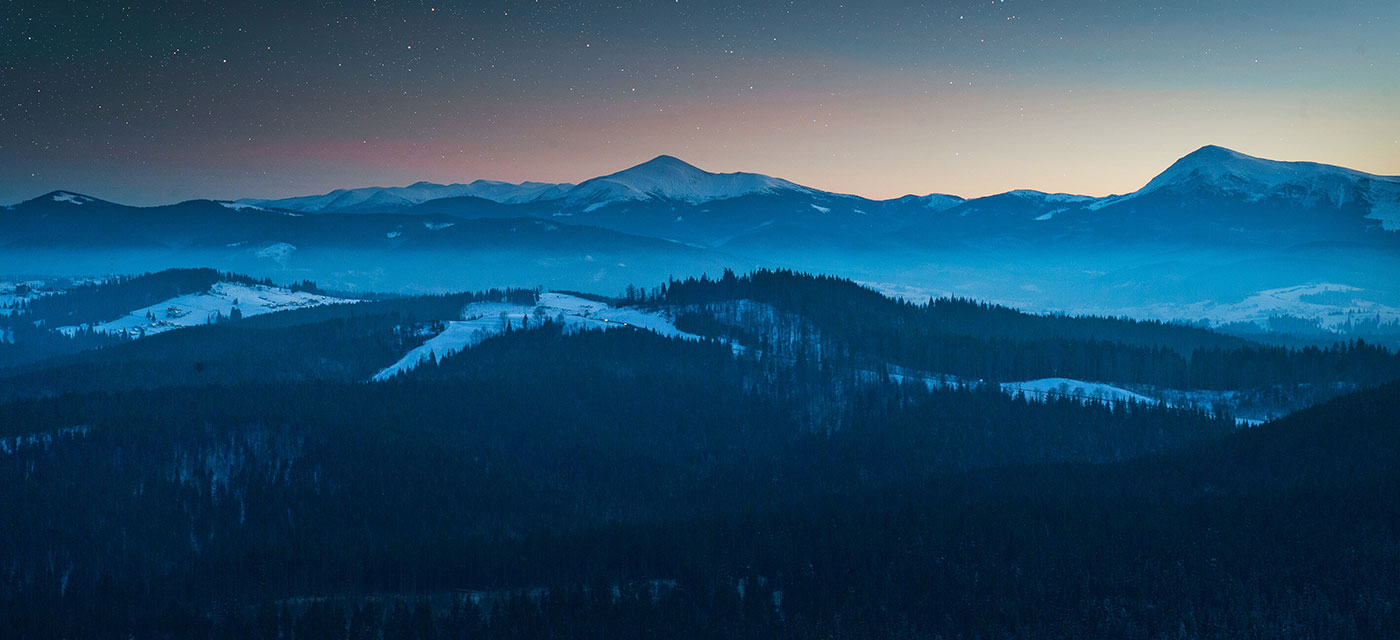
56,282,353,339
371,292,703,381
1088,145,1400,217
243,179,575,212
1001,378,1154,405
564,155,808,206
1000,378,1264,426
1003,190,1095,204
220,202,265,212
52,192,92,205
1108,283,1400,331
862,278,1398,336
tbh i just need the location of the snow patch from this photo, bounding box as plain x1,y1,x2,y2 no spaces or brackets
220,202,264,212
1110,283,1400,331
371,292,705,381
56,282,353,339
255,243,296,266
564,155,808,206
424,221,455,231
52,192,92,205
1366,198,1400,231
1001,378,1155,405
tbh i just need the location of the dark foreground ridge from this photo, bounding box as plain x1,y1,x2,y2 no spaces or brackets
1,268,1398,638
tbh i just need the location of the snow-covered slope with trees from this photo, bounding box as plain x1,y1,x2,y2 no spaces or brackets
371,292,703,381
1001,378,1155,405
56,282,353,338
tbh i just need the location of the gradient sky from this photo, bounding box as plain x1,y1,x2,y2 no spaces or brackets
2,0,1397,205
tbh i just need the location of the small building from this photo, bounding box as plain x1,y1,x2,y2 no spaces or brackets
14,283,31,296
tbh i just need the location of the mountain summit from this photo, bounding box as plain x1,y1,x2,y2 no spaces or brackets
561,155,809,205
1132,145,1395,197
1079,145,1400,230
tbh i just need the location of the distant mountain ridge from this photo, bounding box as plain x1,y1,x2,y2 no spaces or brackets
230,146,1399,227
9,146,1399,252
239,179,575,213
3,146,1397,338
240,154,815,212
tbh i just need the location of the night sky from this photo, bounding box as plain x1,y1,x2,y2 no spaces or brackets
3,0,1397,205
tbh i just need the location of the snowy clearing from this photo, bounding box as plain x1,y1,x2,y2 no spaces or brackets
371,292,704,381
56,282,353,339
1001,378,1155,405
1119,283,1400,331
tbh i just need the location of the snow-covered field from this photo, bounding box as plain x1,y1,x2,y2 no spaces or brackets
56,282,353,338
1000,378,1155,405
371,292,704,381
1081,283,1400,332
999,378,1264,425
862,279,1400,335
877,365,1264,426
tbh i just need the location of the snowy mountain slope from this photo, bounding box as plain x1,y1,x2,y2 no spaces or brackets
241,180,574,212
371,292,704,380
894,193,966,212
55,282,353,338
559,155,811,205
1104,283,1400,332
225,146,1400,253
235,156,817,214
1127,145,1396,203
1086,145,1400,229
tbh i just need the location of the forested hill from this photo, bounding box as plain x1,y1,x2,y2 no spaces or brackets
0,326,1396,638
658,268,1249,352
4,268,1399,411
0,267,1397,637
13,268,322,328
657,269,1400,391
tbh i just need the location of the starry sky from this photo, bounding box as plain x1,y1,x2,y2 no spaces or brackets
2,0,1397,205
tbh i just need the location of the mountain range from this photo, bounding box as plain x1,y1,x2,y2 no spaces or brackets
3,146,1398,336
238,145,1399,245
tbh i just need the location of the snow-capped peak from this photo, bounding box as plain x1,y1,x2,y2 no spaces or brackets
563,155,810,205
1135,145,1398,197
1086,146,1400,228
